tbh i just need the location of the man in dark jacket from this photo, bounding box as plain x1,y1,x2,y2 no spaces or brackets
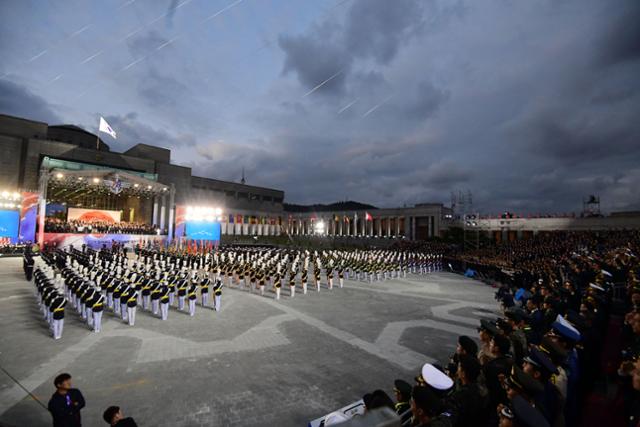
47,373,85,427
102,406,138,426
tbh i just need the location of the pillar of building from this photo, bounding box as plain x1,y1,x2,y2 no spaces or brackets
152,196,159,227
427,216,432,238
159,196,166,231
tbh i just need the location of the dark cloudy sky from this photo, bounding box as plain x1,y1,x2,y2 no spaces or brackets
1,0,639,213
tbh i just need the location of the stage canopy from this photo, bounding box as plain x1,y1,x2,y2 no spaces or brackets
37,157,175,245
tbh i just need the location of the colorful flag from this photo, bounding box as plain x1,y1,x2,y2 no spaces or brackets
365,212,373,221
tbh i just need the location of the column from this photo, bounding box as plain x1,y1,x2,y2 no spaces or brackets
411,217,416,240
152,197,159,226
386,217,391,237
167,185,175,241
377,218,382,237
396,216,401,237
159,195,166,231
427,215,432,238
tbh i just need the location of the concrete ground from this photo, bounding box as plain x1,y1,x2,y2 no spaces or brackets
0,258,498,427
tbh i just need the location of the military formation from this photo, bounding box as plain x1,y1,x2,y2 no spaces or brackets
26,245,442,340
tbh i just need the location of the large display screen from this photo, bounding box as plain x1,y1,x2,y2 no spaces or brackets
185,221,221,241
0,209,20,241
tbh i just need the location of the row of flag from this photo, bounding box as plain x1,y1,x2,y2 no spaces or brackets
225,215,281,225
289,212,374,223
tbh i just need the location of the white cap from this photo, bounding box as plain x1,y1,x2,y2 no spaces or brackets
421,363,453,390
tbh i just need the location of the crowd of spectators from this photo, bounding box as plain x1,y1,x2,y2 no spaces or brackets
359,230,640,427
44,218,161,235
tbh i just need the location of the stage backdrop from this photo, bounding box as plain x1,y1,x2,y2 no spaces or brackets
19,192,38,243
185,221,221,241
67,208,121,223
0,210,20,243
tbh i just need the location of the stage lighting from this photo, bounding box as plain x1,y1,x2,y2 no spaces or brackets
56,173,64,179
12,192,20,200
215,208,222,216
162,187,168,191
1,191,8,198
93,177,100,183
147,185,152,190
314,220,325,234
134,183,139,188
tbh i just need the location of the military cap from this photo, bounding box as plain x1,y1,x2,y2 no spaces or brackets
458,335,478,356
421,363,453,391
478,319,499,336
550,315,581,342
524,346,558,376
394,379,412,397
504,366,544,397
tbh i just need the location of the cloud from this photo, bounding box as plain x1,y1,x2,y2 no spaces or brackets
595,1,640,67
279,27,350,96
0,79,61,123
344,0,424,64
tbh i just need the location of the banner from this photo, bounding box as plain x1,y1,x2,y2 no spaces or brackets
175,205,187,238
19,191,38,243
67,208,121,223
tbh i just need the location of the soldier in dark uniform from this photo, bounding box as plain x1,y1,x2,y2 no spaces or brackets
301,267,308,294
112,280,123,316
393,379,412,423
274,272,282,300
213,278,222,311
200,273,211,307
90,288,104,332
288,269,296,297
159,281,170,320
51,293,66,340
187,282,197,316
125,285,138,326
150,280,161,315
338,264,345,288
177,273,188,311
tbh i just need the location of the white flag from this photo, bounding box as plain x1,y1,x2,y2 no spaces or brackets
99,116,117,139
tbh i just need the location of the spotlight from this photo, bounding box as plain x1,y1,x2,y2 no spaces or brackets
56,173,64,179
12,192,20,200
93,177,100,183
1,191,8,198
134,183,139,188
162,187,167,191
147,185,152,190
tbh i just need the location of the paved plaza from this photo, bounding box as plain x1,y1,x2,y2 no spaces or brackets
0,258,498,427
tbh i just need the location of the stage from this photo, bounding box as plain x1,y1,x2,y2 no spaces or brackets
0,257,498,427
42,232,167,249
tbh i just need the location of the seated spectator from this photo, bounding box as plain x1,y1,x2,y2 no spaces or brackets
102,406,138,426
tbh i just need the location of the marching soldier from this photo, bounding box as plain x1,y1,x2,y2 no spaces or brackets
125,285,138,326
187,281,198,316
51,293,66,340
90,288,104,332
177,273,188,311
159,281,170,320
289,269,296,298
200,272,211,307
213,278,222,311
150,280,161,315
274,272,282,300
338,264,345,288
301,266,308,295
